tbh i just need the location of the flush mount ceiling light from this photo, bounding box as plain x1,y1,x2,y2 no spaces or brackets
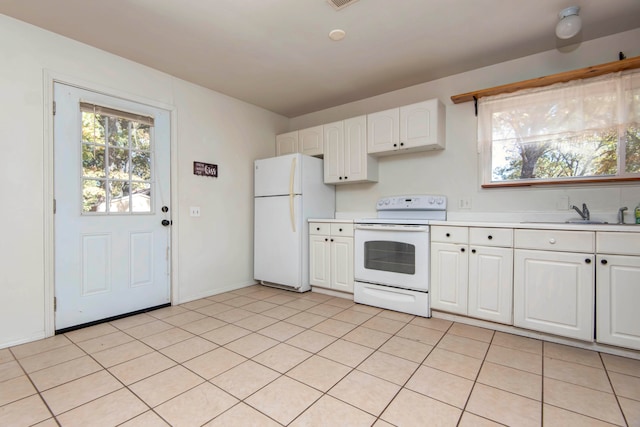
329,29,346,41
556,6,582,39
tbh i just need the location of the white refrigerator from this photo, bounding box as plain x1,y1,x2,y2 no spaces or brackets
254,153,335,292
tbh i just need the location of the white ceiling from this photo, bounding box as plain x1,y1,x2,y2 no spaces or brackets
1,0,639,117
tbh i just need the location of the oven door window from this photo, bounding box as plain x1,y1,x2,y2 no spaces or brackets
364,240,416,275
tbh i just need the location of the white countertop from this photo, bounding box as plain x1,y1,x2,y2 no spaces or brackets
430,220,640,232
308,218,354,223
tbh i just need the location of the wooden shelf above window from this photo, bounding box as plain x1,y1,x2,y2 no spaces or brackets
451,55,640,104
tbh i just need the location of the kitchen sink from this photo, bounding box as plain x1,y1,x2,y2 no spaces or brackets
564,219,609,224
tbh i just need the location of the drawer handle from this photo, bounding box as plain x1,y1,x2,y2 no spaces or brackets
488,235,493,240
325,238,328,242
601,259,608,265
585,258,591,264
549,238,556,244
471,249,476,254
460,248,465,253
446,233,451,237
330,238,334,242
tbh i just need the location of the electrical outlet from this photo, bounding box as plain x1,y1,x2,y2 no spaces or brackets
189,206,200,217
459,198,472,209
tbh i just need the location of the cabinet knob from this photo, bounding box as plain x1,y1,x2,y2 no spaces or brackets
325,238,328,242
339,177,343,180
601,259,608,265
488,235,493,240
446,233,451,237
585,258,591,264
393,143,397,147
339,228,343,232
316,227,320,231
330,238,334,242
549,238,556,244
400,142,404,147
461,248,465,253
471,249,476,254
344,176,348,180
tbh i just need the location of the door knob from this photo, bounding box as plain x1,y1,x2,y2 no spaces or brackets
161,219,172,226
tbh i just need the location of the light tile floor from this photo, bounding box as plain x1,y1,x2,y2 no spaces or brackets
2,285,639,426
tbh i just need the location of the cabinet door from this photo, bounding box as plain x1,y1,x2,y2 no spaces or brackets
299,125,323,156
331,236,354,293
276,131,298,156
367,108,399,154
430,242,468,315
468,246,513,324
343,115,369,183
596,254,640,350
514,249,594,341
323,121,343,184
400,99,444,149
309,235,331,288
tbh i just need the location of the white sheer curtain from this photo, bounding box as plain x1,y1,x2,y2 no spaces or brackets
477,69,640,184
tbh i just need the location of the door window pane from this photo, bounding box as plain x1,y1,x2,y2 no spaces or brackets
82,179,107,212
81,104,154,214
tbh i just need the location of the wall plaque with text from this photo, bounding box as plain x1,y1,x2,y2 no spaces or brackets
193,161,218,177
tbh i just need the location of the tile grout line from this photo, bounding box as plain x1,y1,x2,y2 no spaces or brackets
598,351,630,427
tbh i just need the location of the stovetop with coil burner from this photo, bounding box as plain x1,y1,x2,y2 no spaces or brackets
355,194,447,225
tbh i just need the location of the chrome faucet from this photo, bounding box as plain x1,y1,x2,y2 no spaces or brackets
571,203,590,220
618,206,628,224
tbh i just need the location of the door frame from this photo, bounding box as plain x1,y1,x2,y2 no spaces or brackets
42,70,180,337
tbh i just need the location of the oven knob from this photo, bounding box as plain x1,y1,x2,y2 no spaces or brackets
436,198,444,204
377,200,384,206
428,197,435,204
384,199,390,205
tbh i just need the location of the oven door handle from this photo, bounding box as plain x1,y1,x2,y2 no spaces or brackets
355,224,429,232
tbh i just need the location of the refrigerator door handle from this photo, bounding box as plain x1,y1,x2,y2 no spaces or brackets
289,156,297,232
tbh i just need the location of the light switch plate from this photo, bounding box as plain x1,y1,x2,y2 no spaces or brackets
190,206,201,217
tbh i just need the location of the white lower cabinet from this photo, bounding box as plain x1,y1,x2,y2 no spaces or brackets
431,241,468,315
431,226,513,324
468,245,513,324
596,232,640,350
514,229,595,341
309,222,354,293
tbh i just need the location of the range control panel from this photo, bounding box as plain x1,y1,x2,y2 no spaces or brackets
376,195,447,211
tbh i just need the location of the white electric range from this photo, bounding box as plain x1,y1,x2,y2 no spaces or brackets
353,195,447,317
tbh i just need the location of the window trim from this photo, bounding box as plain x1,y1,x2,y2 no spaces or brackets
451,55,640,105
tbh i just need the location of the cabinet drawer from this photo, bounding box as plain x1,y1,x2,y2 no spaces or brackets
597,232,640,255
515,229,594,253
309,223,330,235
331,223,354,236
469,227,513,247
431,226,468,244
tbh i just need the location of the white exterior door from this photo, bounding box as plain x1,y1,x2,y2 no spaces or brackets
54,83,171,330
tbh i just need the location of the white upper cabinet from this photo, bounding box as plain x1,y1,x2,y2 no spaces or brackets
276,131,298,156
298,125,324,156
367,99,445,156
323,116,378,184
367,108,400,154
276,125,323,157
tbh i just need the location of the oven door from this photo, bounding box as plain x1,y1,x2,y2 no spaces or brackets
354,224,430,291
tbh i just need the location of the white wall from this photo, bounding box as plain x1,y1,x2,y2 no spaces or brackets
290,29,640,223
0,15,288,348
